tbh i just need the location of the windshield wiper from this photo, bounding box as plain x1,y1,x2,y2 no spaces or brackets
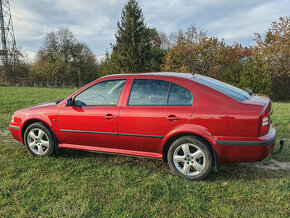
56,99,64,104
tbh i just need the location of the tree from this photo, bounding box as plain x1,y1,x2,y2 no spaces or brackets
99,51,121,76
30,28,98,87
162,26,273,96
237,56,272,95
110,0,152,74
162,26,224,76
254,16,290,101
148,28,166,72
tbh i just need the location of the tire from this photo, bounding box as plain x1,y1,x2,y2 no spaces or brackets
167,136,213,180
24,122,55,157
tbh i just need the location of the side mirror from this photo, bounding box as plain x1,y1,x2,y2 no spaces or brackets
245,88,253,95
65,98,73,107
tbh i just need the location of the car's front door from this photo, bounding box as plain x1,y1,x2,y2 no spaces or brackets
58,78,127,148
119,78,194,154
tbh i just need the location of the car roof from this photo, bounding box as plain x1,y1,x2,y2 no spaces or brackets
101,72,196,80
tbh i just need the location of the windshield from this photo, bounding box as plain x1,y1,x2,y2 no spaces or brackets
193,75,251,102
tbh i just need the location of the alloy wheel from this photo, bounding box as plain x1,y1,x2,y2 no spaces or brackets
173,143,206,176
27,128,50,155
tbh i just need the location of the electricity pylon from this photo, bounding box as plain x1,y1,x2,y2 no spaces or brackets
0,0,18,82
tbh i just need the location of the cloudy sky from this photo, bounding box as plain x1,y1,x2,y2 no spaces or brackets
11,0,289,61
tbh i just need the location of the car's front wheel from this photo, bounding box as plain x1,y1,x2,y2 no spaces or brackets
167,136,213,180
24,122,55,157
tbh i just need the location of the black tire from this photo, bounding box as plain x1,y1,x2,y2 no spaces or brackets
167,136,213,180
23,122,55,157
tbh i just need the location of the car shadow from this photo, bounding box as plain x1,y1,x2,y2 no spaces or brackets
57,148,289,181
207,162,289,181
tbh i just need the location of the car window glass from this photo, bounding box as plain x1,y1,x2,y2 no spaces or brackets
168,83,193,105
128,79,170,105
74,79,126,106
194,75,250,101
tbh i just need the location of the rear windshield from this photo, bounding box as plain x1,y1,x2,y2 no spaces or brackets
193,75,251,101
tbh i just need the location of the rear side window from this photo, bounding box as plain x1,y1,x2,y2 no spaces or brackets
128,79,170,105
168,83,192,105
194,75,250,101
128,79,193,106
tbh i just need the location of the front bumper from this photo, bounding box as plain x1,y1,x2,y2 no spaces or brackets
9,123,22,143
215,124,278,163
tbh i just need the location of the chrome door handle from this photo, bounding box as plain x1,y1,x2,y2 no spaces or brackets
167,115,181,122
105,114,117,120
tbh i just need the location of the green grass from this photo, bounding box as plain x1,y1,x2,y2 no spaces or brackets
0,86,289,217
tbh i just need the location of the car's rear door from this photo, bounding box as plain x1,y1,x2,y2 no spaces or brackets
119,77,194,154
58,78,128,149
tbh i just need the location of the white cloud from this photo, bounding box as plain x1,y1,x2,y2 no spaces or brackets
22,51,37,63
8,0,290,58
13,8,45,41
205,0,290,44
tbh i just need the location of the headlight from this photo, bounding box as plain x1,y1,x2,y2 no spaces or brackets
11,115,14,122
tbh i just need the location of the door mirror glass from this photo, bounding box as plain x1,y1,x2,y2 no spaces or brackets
66,98,73,106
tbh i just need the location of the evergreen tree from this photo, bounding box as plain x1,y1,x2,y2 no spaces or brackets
111,0,151,73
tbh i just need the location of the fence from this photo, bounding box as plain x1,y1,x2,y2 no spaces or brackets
0,77,82,88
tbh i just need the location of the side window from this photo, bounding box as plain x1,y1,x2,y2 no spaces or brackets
74,79,126,106
168,83,193,106
128,79,170,105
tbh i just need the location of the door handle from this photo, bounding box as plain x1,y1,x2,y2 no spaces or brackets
105,114,117,120
167,115,181,122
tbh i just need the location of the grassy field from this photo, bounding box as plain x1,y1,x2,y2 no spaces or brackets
0,86,289,217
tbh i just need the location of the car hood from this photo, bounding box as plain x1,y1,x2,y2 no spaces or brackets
16,99,62,113
28,99,62,108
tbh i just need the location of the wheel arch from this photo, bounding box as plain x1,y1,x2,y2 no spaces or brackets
162,132,220,172
21,119,54,143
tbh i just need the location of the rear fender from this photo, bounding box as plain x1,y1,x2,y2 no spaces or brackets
161,124,220,171
161,124,216,150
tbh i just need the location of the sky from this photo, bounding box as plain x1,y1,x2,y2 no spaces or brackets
11,0,290,62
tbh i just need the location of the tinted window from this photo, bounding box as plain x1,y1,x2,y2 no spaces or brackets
194,75,250,101
128,79,193,106
168,83,193,105
74,79,126,106
128,79,170,105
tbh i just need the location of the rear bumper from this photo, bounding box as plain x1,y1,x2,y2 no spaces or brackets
215,124,277,163
216,135,276,146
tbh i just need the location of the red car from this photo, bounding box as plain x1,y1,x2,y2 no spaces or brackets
9,73,280,180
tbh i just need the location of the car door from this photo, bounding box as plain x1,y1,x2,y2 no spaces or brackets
58,78,127,149
119,78,194,154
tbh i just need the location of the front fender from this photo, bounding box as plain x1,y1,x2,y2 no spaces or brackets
21,113,59,142
24,114,53,127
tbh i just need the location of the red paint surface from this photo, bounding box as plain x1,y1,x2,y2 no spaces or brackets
9,73,276,163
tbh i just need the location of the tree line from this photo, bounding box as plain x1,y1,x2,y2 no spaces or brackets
1,0,289,101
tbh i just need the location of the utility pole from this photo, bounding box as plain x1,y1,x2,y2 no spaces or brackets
0,0,18,83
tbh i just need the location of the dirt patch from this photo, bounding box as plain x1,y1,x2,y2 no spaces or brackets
0,130,10,137
241,160,290,171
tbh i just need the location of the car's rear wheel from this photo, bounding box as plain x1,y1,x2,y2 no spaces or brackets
24,122,55,157
167,136,213,180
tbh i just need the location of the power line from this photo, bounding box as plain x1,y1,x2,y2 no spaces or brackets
0,0,19,82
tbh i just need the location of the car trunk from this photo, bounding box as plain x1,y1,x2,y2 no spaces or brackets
243,95,272,137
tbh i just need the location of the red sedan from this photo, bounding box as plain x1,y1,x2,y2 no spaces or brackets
9,73,279,180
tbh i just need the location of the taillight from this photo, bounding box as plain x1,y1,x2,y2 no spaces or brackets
259,111,270,136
